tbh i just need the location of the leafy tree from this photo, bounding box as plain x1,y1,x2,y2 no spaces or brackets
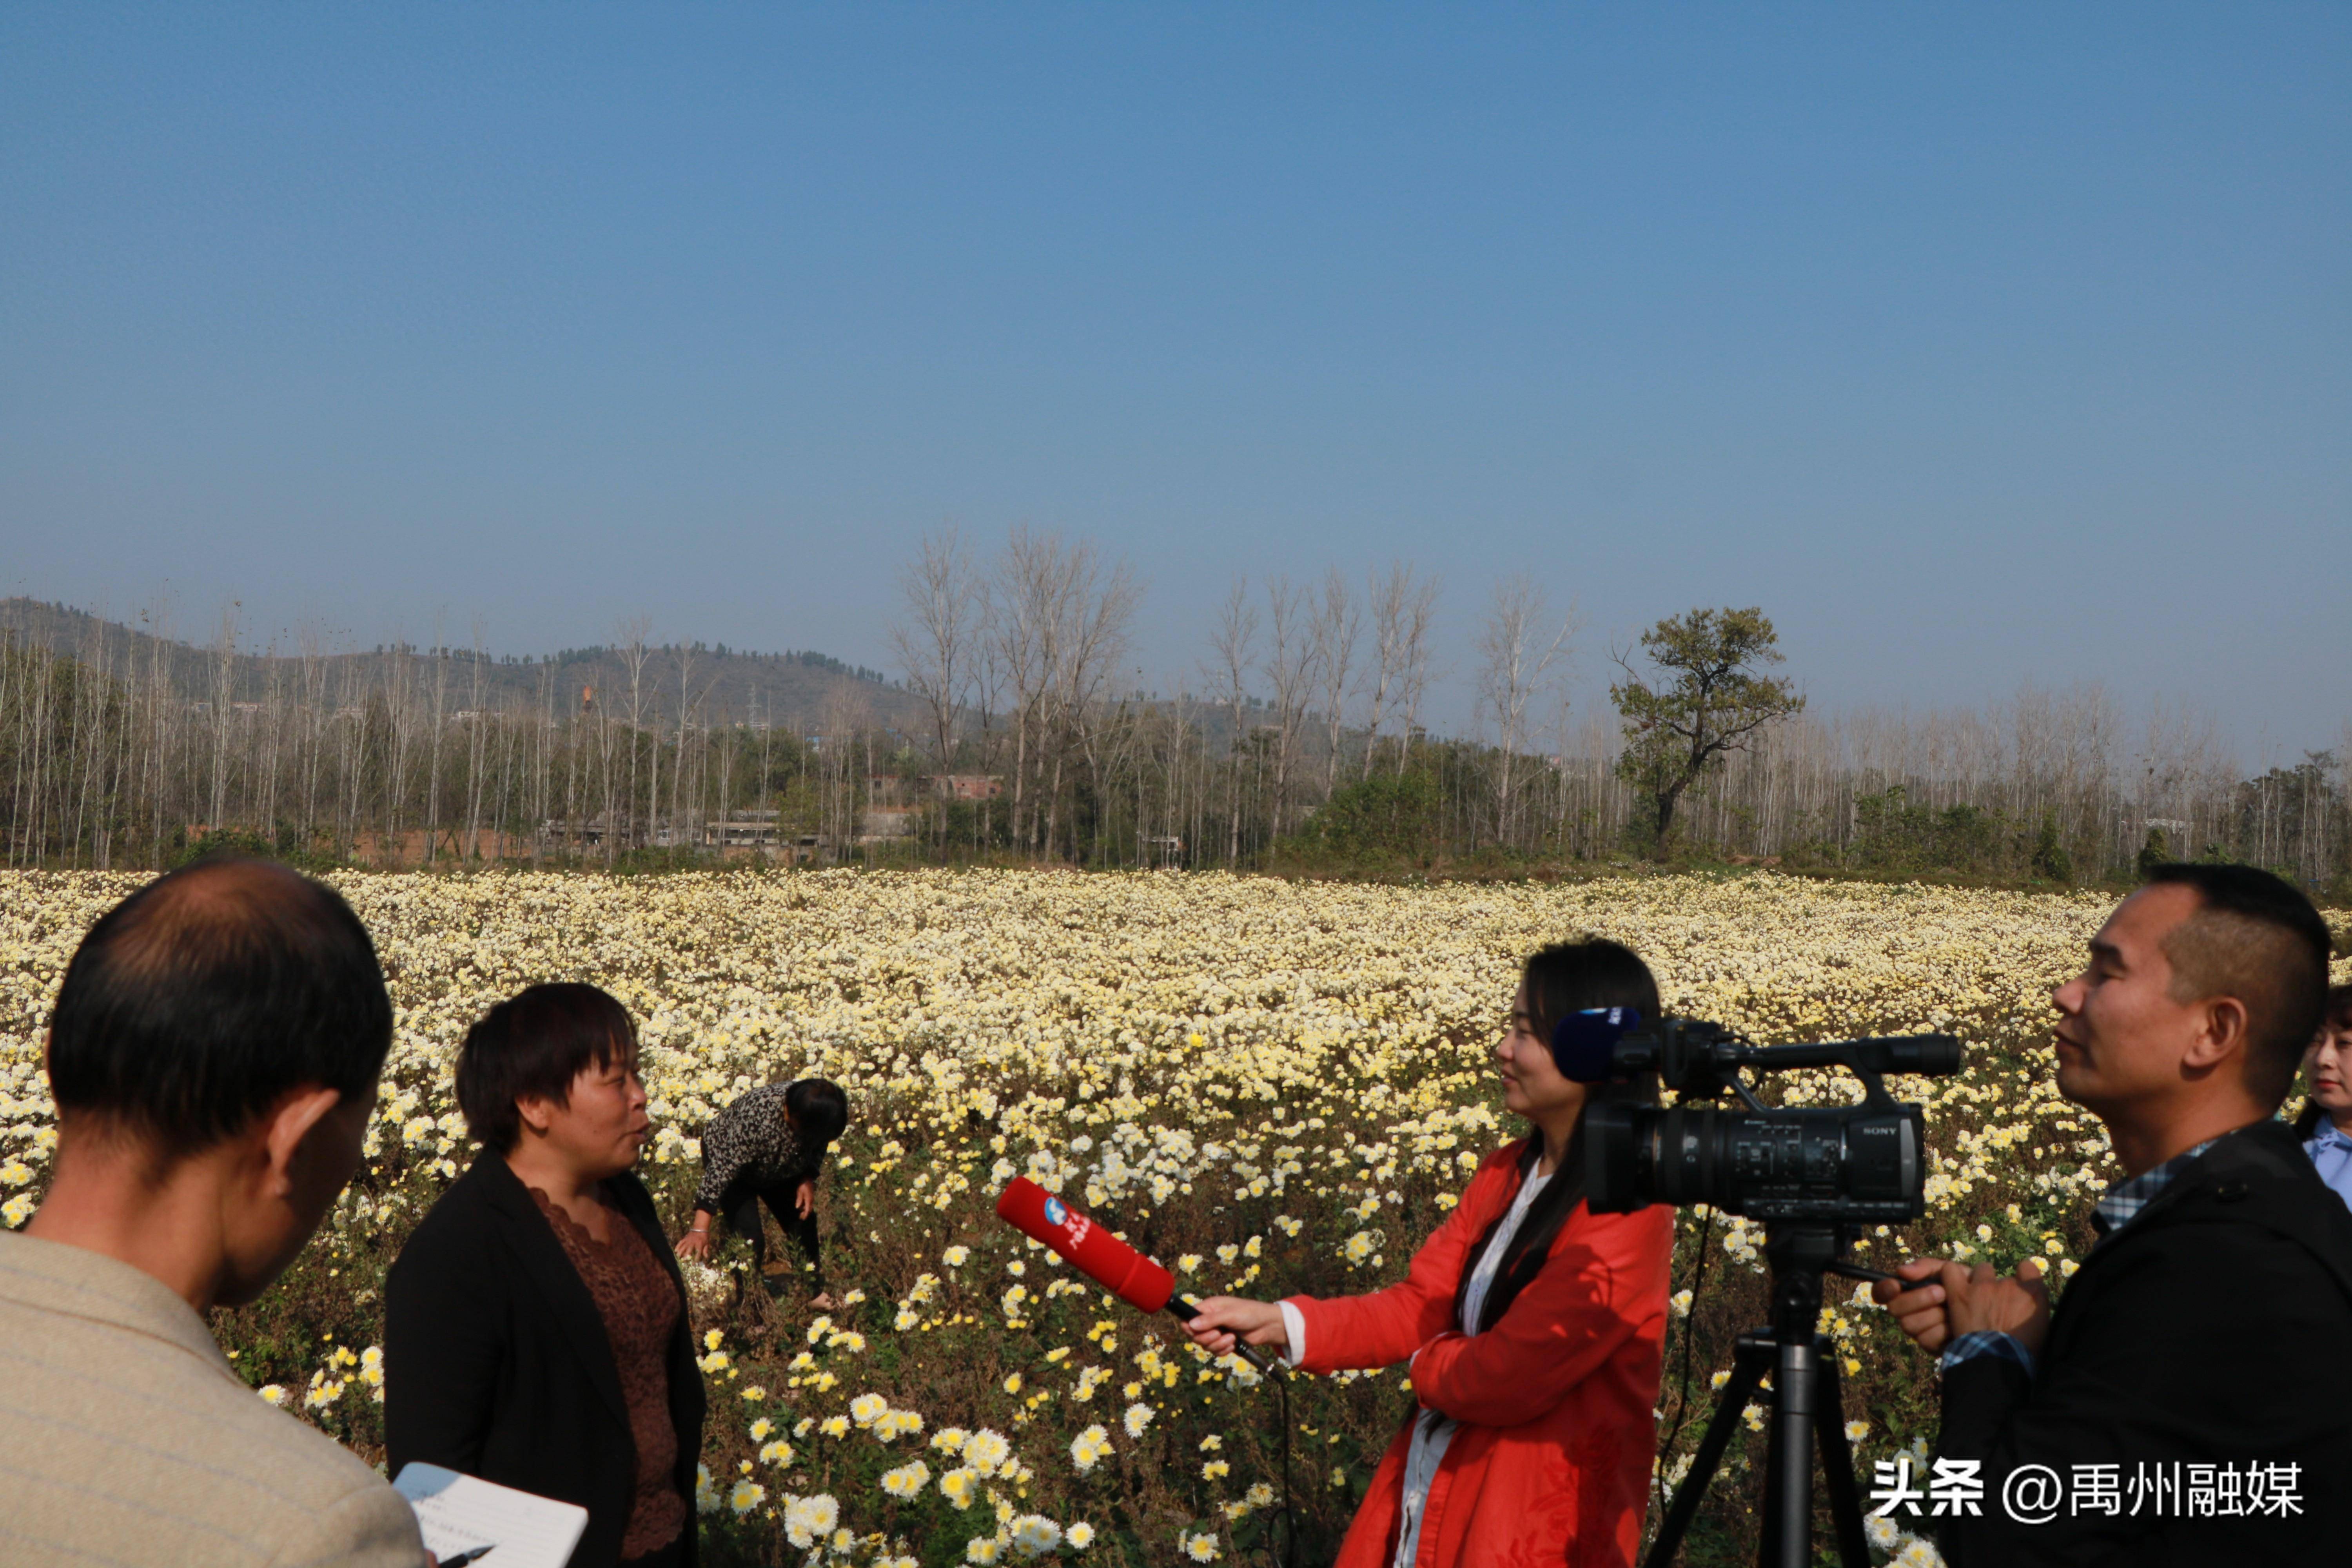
1610,607,1804,853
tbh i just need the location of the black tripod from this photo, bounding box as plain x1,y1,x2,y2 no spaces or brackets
1644,1223,1878,1568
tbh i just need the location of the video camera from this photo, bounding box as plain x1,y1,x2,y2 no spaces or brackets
1555,1012,1962,1222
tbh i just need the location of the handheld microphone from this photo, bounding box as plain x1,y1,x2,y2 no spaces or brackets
995,1178,1272,1372
1549,1007,1642,1084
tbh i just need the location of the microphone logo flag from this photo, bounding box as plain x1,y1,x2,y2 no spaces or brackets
995,1177,1172,1314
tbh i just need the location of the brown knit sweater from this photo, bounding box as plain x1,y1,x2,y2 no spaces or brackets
530,1186,687,1561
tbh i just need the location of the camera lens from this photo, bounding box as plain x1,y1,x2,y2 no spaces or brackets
1586,1102,1926,1221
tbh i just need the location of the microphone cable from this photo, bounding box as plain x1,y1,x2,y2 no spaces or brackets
1198,1318,1296,1568
1271,1357,1295,1568
1650,1203,1716,1523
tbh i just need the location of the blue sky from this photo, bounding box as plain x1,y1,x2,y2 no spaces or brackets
4,5,2346,754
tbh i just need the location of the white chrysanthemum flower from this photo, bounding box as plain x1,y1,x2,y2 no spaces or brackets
1009,1515,1062,1557
964,1428,1011,1475
1069,1424,1111,1472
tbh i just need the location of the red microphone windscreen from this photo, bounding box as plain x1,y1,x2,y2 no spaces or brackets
994,1178,1175,1315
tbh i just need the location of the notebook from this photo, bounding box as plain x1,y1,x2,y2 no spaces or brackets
392,1463,591,1568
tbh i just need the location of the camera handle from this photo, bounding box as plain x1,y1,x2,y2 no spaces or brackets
1643,1223,1872,1568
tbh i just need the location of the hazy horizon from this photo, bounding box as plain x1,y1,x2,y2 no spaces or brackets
5,6,2347,757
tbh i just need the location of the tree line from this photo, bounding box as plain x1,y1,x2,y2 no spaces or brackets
1,554,2346,893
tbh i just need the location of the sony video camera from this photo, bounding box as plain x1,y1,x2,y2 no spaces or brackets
1558,1012,1962,1222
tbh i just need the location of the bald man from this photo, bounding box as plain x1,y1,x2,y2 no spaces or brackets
0,857,429,1568
1873,863,2352,1566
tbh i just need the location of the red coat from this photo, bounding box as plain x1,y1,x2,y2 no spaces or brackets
1286,1142,1674,1568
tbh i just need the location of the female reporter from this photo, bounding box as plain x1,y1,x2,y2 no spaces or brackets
386,985,706,1568
1184,940,1673,1568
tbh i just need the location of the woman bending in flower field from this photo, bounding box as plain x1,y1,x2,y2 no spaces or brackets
673,1075,849,1308
1184,939,1675,1568
386,984,706,1568
2297,984,2352,1212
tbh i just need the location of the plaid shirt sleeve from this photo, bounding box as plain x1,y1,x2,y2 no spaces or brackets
1940,1329,2035,1379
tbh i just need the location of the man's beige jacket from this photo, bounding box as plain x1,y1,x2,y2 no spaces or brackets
0,1229,426,1568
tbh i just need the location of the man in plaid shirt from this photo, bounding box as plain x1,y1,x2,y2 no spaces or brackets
1875,864,2351,1565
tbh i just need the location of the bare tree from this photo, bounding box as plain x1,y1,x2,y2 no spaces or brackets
1261,577,1322,837
1050,543,1140,861
1312,567,1361,795
1476,575,1573,847
464,621,490,859
208,603,239,829
615,617,653,849
993,531,1063,851
817,684,872,857
1366,563,1439,777
891,526,990,779
296,622,329,846
671,641,700,849
255,639,283,842
1201,578,1259,864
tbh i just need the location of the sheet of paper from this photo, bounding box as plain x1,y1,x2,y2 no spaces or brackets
392,1463,590,1568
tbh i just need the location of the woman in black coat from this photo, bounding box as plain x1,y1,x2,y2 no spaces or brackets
387,985,707,1568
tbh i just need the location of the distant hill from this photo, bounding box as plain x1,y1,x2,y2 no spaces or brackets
0,597,931,734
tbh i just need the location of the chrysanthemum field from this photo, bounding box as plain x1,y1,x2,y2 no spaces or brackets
4,870,2343,1566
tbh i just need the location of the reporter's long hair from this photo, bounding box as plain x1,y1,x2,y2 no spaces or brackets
1454,939,1662,1334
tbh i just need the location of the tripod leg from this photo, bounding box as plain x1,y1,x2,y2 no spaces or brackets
1813,1349,1870,1568
1769,1337,1817,1568
1644,1336,1772,1568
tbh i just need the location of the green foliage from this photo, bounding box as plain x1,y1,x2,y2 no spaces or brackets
166,825,345,874
1611,608,1805,853
2134,826,2172,881
1277,769,1441,866
1831,792,2089,885
1849,788,2009,876
2028,814,2074,884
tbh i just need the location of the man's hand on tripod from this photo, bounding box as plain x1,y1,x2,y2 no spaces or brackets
1872,1256,2051,1357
